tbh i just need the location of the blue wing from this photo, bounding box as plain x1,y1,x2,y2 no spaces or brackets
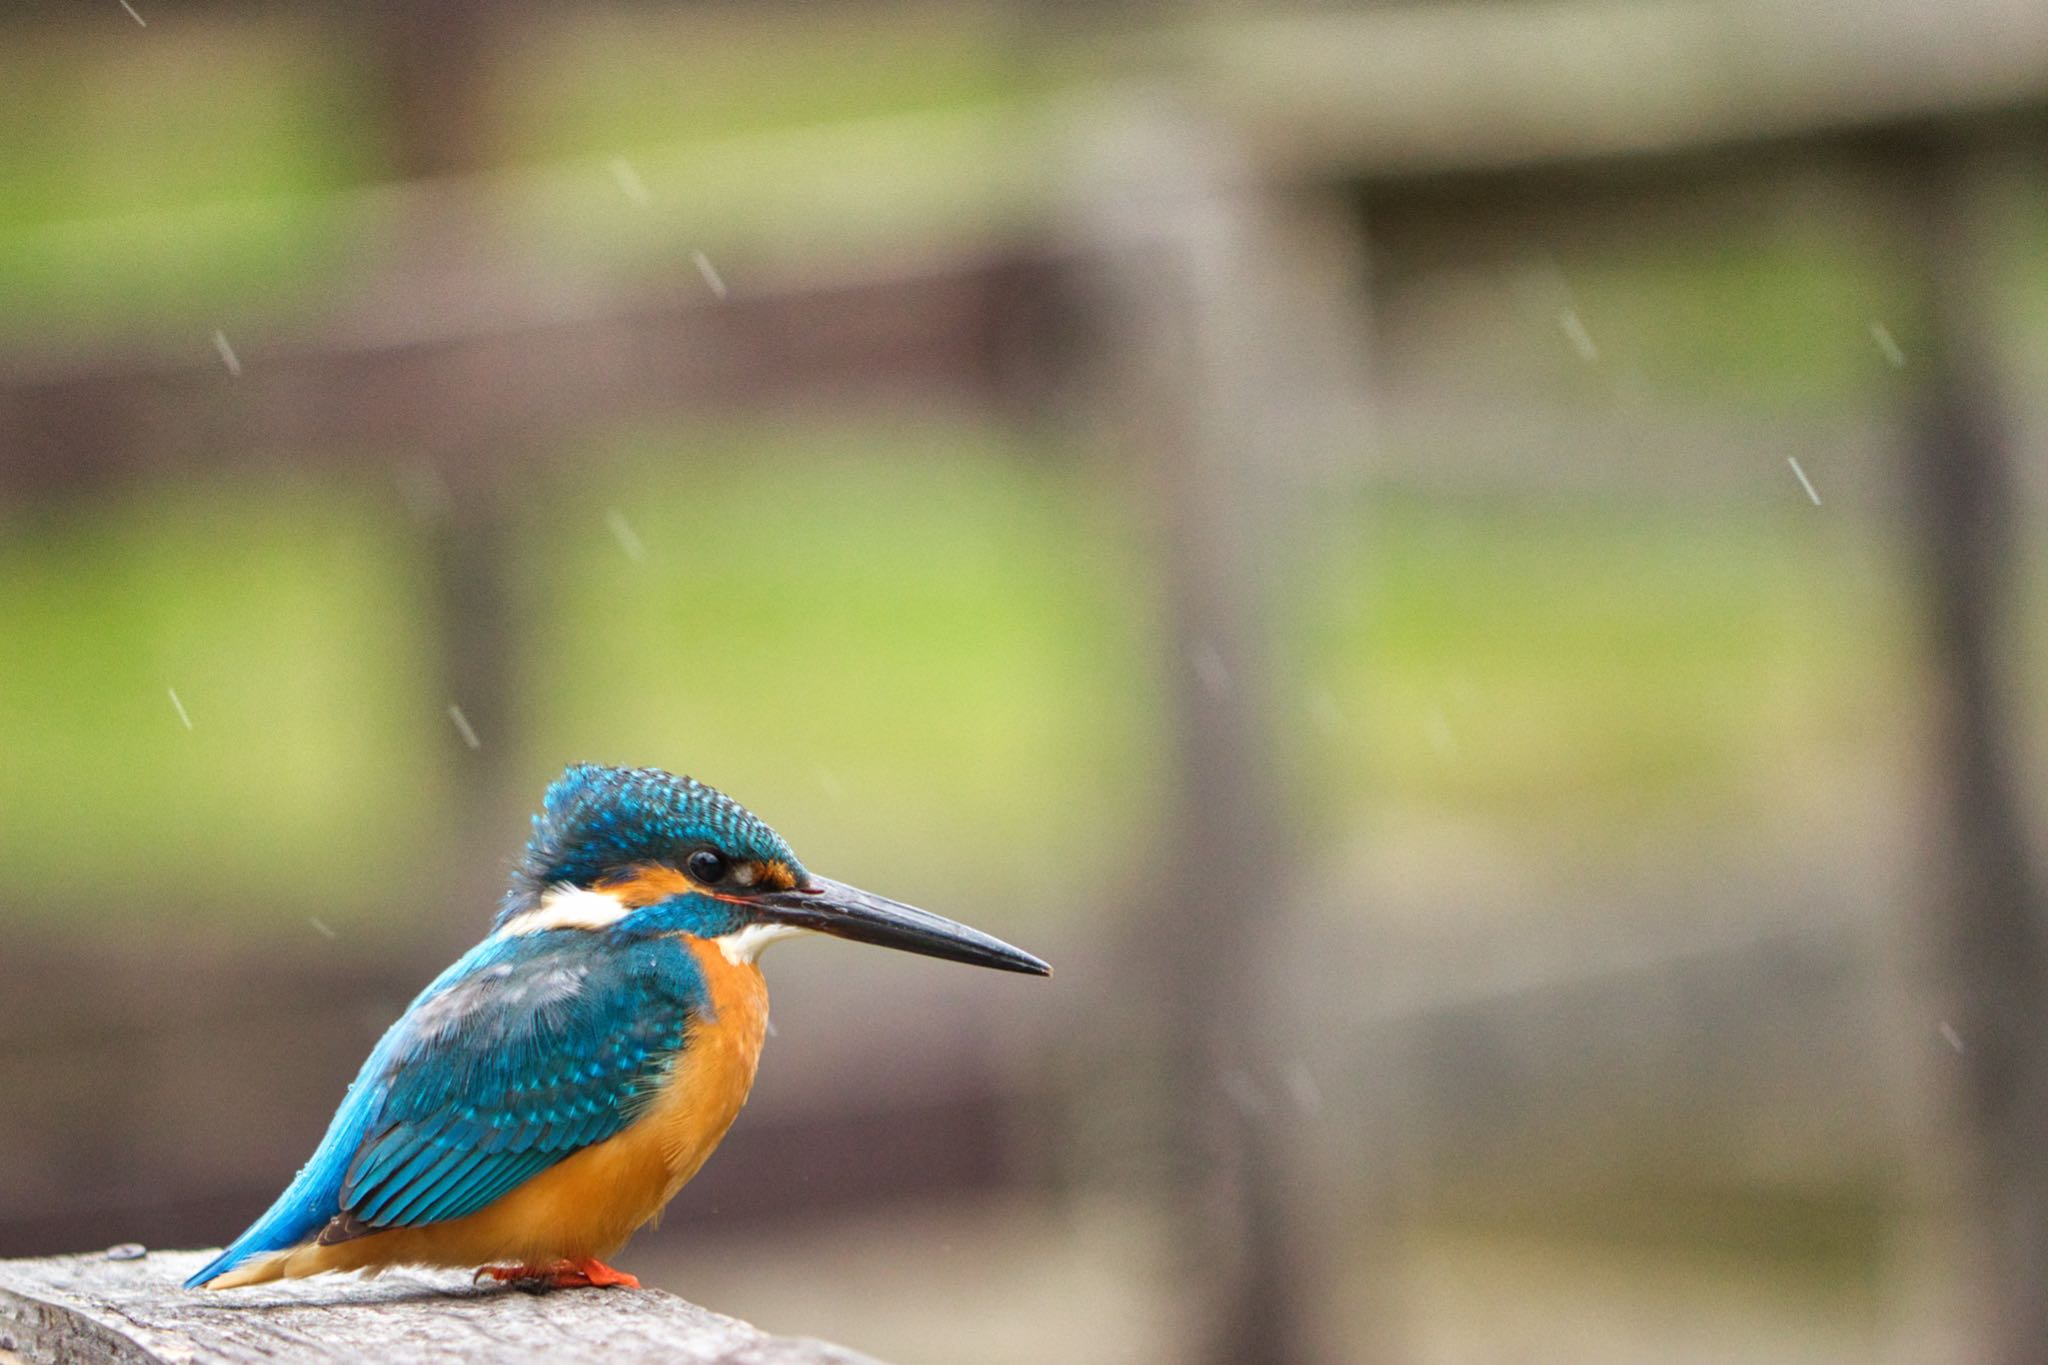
187,931,702,1288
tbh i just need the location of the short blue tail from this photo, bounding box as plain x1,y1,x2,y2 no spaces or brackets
186,942,490,1288
184,1068,384,1288
183,1184,331,1289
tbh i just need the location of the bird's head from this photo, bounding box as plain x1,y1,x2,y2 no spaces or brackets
495,764,1049,974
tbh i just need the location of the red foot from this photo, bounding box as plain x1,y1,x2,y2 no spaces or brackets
573,1259,640,1289
475,1258,641,1290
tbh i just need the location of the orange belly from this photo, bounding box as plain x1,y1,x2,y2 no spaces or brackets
230,936,769,1285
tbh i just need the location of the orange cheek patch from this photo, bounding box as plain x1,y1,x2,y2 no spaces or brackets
602,864,697,908
600,858,795,904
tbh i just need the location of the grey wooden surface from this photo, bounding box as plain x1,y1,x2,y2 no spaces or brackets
0,1250,882,1364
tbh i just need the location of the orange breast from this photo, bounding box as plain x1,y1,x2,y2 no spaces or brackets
638,937,773,1206
248,934,771,1282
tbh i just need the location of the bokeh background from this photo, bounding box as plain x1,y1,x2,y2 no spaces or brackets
6,2,2048,1362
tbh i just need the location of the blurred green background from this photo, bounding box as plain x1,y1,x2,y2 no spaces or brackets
6,4,2047,1363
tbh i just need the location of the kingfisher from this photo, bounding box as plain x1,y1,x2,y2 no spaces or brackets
187,763,1048,1292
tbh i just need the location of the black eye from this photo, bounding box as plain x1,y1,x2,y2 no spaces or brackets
687,849,730,885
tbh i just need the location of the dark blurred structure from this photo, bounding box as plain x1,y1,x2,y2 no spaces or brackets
6,3,2048,1363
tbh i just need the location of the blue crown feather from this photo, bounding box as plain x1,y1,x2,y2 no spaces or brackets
500,764,804,922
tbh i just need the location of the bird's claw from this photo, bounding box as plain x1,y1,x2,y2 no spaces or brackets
572,1259,640,1289
475,1259,640,1290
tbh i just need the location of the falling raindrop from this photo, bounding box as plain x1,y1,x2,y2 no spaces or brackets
693,251,728,299
605,509,647,563
211,330,241,376
608,157,650,208
1557,308,1598,363
1786,456,1822,507
167,687,192,730
1869,321,1906,368
447,704,482,750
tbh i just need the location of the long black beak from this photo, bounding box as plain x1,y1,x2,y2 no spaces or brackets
755,876,1051,976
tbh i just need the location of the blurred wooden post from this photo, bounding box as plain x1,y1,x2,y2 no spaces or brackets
1893,132,2048,1365
364,0,523,891
1072,99,1359,1365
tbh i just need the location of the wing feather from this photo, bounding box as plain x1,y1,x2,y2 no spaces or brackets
327,933,698,1239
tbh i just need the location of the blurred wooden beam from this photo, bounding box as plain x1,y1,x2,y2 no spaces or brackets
0,257,1061,498
1193,0,2048,181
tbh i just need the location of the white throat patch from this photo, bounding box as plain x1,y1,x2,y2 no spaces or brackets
714,922,805,965
498,884,631,937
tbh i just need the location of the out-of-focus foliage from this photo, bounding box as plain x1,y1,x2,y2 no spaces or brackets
0,476,440,919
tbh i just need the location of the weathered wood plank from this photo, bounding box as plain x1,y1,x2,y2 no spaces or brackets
0,1251,881,1365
